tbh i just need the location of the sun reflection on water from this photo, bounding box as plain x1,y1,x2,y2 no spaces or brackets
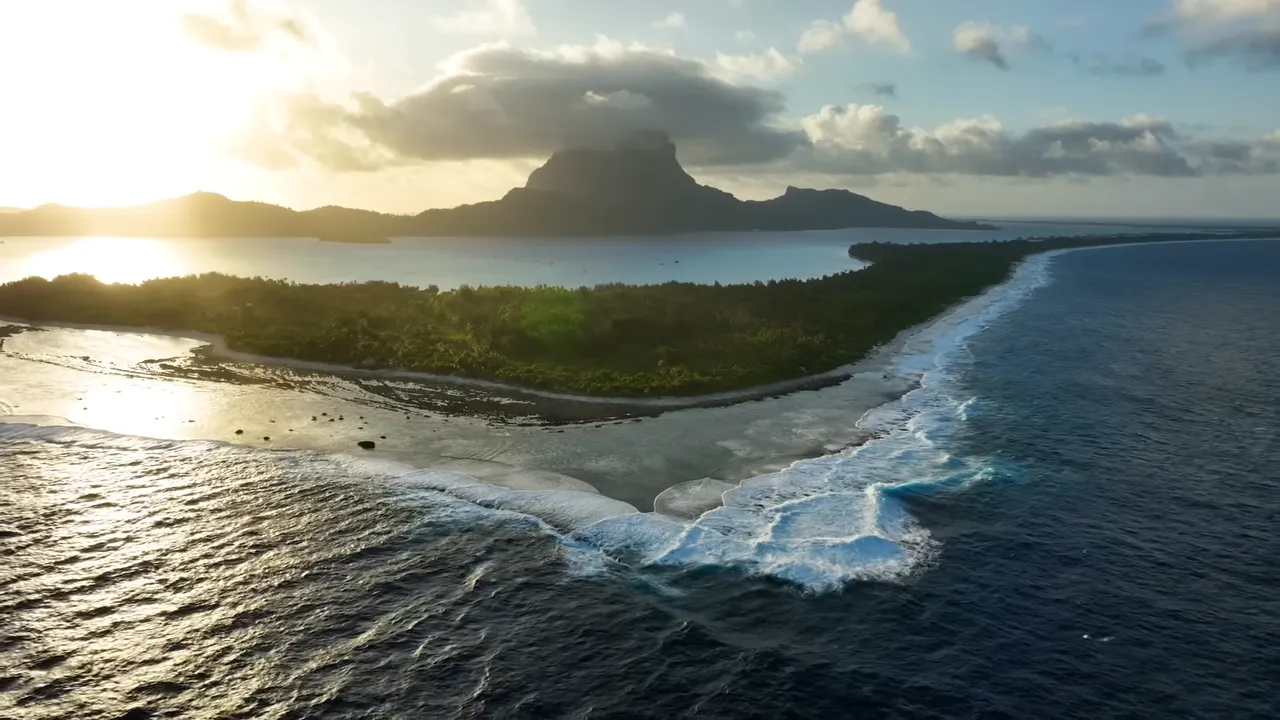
20,237,186,284
74,379,201,439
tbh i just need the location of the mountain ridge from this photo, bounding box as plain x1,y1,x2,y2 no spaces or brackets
0,132,993,238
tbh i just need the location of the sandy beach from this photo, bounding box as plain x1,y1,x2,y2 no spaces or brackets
0,320,911,510
0,250,1072,512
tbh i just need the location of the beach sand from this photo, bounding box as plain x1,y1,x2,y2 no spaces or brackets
0,321,911,510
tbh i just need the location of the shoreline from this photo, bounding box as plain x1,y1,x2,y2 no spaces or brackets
0,312,917,418
5,235,1275,420
2,237,1229,511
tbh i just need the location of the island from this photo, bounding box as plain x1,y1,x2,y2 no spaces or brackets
0,132,991,239
316,231,392,245
2,231,1276,397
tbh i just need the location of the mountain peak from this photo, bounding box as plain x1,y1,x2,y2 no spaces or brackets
525,130,695,199
614,130,676,155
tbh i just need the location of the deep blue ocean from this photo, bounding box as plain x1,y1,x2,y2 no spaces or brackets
3,240,1279,718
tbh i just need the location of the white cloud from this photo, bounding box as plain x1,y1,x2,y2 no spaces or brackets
716,48,802,80
654,12,688,30
953,21,1048,70
798,0,910,54
433,0,535,37
844,0,911,52
736,29,757,43
1174,0,1280,23
1158,0,1280,70
798,20,846,53
795,104,1280,178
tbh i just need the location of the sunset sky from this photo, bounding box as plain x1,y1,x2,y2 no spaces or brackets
2,0,1279,218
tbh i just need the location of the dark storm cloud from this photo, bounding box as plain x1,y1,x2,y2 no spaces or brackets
241,41,810,171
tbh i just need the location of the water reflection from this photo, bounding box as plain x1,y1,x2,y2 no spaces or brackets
72,379,201,438
0,221,1183,289
19,237,185,284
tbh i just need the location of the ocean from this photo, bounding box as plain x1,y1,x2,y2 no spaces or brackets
0,221,1192,289
2,239,1278,718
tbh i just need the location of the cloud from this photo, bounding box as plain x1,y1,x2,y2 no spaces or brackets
953,22,1049,70
867,82,897,98
849,82,897,98
795,104,1280,177
1174,0,1280,23
736,30,757,43
239,38,809,171
1186,27,1280,68
845,0,911,52
798,0,910,54
432,0,535,37
1070,52,1167,76
716,48,802,80
1152,0,1280,69
653,12,688,30
181,0,311,51
798,21,846,53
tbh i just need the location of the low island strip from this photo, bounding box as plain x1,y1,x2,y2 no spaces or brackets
1,231,1276,397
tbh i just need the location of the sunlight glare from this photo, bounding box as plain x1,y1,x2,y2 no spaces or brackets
74,379,201,439
22,238,188,285
0,1,310,207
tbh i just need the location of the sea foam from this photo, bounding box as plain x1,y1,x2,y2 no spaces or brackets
0,253,1059,593
563,252,1060,591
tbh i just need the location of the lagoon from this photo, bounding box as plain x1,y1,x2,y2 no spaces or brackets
0,221,1178,289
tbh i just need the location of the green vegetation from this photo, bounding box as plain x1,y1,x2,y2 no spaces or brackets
0,231,1275,396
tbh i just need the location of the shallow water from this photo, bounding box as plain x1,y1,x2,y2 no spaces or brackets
0,221,1178,288
3,239,1279,718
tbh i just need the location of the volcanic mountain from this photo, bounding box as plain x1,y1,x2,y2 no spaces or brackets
0,132,991,238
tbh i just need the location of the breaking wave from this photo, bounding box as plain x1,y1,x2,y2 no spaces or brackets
0,254,1058,593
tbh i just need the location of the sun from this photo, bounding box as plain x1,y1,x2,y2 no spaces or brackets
20,238,188,285
0,1,292,208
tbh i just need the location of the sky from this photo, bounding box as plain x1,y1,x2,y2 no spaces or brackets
2,0,1279,219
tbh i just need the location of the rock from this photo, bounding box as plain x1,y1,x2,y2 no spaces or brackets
357,441,376,450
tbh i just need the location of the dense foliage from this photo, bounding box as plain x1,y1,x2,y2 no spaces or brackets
1,231,1274,396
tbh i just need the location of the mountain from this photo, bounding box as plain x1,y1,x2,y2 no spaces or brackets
0,132,992,238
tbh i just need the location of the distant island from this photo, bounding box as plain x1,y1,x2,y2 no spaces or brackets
316,231,392,245
0,131,991,239
2,230,1276,397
